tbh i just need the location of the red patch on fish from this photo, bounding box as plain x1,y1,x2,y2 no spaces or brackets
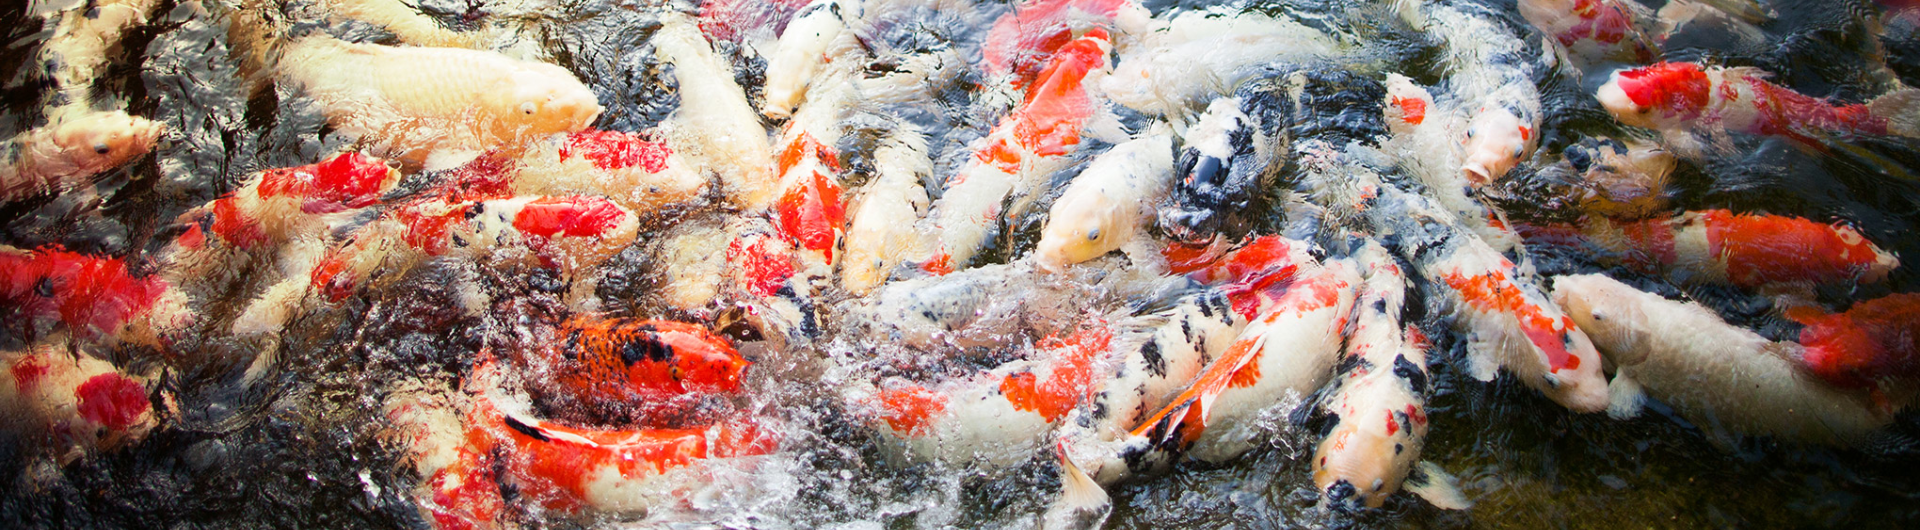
1001,324,1113,422
920,250,955,276
397,205,467,255
174,223,207,251
1740,77,1890,139
878,385,948,437
1615,62,1711,116
1616,216,1677,271
776,170,847,262
697,0,812,43
561,129,673,173
430,153,518,203
210,197,267,249
1406,404,1427,427
513,196,629,239
1392,95,1427,125
495,412,777,512
1004,31,1107,157
727,233,797,297
11,355,48,392
983,0,1128,87
309,254,356,302
1444,270,1581,373
427,449,503,530
1794,293,1920,387
545,318,749,402
1697,210,1887,287
258,152,392,208
0,247,169,339
1560,0,1634,46
1384,411,1400,436
75,373,148,429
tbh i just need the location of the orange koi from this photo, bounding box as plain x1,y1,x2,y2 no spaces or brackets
983,0,1141,89
537,318,751,404
1568,209,1900,288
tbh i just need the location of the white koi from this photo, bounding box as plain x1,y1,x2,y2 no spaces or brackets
1036,130,1175,271
652,11,778,210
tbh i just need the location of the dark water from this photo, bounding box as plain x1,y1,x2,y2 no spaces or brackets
4,0,1920,528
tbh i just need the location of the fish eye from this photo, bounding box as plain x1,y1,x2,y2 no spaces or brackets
520,102,538,115
1085,228,1100,241
1465,127,1475,139
1589,310,1605,321
1511,145,1524,158
94,143,110,154
670,366,682,380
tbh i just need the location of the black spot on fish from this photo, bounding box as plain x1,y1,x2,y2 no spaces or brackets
563,329,584,362
1337,353,1372,376
1325,480,1356,504
621,333,674,365
1393,354,1427,394
34,277,54,298
503,415,550,442
1395,443,1404,455
1179,318,1194,344
1140,340,1166,378
1091,400,1109,422
1372,298,1387,314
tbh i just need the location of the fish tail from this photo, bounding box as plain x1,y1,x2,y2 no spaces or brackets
1041,439,1112,530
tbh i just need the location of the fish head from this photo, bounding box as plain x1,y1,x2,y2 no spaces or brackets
495,67,603,140
1551,274,1652,368
1313,420,1415,510
656,323,752,394
69,371,157,453
1035,191,1120,272
1460,107,1533,186
50,110,164,174
1596,62,1709,129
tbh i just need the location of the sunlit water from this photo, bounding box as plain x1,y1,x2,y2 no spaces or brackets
4,0,1920,528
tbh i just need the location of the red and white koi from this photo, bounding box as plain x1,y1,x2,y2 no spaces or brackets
1788,293,1920,390
1412,1,1545,185
1310,241,1464,510
0,245,189,348
274,35,602,168
1,341,156,464
982,0,1146,90
1035,130,1174,271
1554,273,1894,447
1098,8,1341,120
513,129,708,214
1597,62,1920,146
1554,209,1900,288
840,121,934,296
653,11,779,211
1,108,164,203
865,322,1113,468
1378,74,1523,253
1517,0,1660,68
762,0,861,119
1362,182,1610,413
771,48,866,274
923,29,1111,272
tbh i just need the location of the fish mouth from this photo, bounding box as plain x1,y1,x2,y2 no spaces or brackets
1461,164,1492,186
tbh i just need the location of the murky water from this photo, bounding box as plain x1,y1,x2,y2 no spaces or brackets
5,0,1920,528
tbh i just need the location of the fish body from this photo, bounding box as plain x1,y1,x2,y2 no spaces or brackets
1553,273,1891,446
1364,183,1609,413
1575,209,1900,288
0,343,155,463
840,122,933,295
1791,293,1920,389
983,0,1145,89
1036,130,1175,270
1420,2,1544,185
277,36,601,166
1,109,164,203
514,129,708,214
761,0,859,119
0,246,184,346
1157,94,1285,244
1597,62,1920,143
925,30,1111,271
1311,241,1432,510
653,11,779,210
533,318,751,406
1098,8,1341,119
318,0,493,49
1517,0,1660,67
38,0,164,101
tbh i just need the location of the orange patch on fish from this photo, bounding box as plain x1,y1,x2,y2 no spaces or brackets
775,169,847,262
1794,293,1920,388
1698,210,1888,287
878,385,948,437
1443,270,1581,372
544,318,750,402
727,232,797,297
210,197,267,249
1393,95,1427,125
1615,62,1710,115
1000,324,1113,422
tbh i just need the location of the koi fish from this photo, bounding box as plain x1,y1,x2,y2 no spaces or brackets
37,0,164,101
1554,273,1893,447
983,0,1145,90
316,0,494,49
1078,259,1359,482
1,109,163,203
1309,241,1465,511
846,261,1051,351
1517,0,1660,68
1789,293,1920,390
513,129,708,215
1596,62,1920,145
1377,74,1522,254
1155,70,1303,245
840,121,934,296
1559,137,1675,219
528,318,751,414
1415,1,1545,185
308,195,638,309
1,342,156,464
0,245,187,347
867,322,1113,469
1566,209,1900,288
1036,130,1174,271
1361,181,1609,413
653,11,779,211
772,49,865,273
923,29,1111,272
1097,8,1341,120
275,35,602,168
761,0,860,119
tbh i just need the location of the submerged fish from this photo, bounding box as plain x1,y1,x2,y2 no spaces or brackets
1790,293,1920,390
761,0,861,119
653,11,779,211
1554,273,1894,447
1415,1,1546,185
840,121,934,296
38,0,165,102
0,245,187,347
0,109,164,204
514,129,709,215
1559,137,1675,219
0,341,156,464
1545,209,1900,289
1517,0,1660,67
1098,8,1342,120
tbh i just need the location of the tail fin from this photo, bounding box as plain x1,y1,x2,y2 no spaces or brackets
1042,440,1112,530
1870,89,1920,137
1405,461,1472,510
